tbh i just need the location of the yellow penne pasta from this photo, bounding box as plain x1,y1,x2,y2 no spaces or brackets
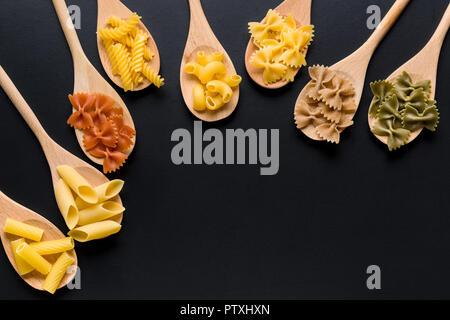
57,165,98,204
206,80,233,103
95,180,125,203
68,221,122,242
55,179,79,230
193,83,206,111
15,243,52,275
75,179,124,210
10,239,34,275
4,218,43,242
29,237,74,256
42,252,75,294
78,201,125,226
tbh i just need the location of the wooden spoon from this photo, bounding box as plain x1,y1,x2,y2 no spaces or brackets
97,0,161,91
180,0,240,122
0,66,123,225
0,190,77,291
369,4,450,146
295,0,410,141
245,0,312,89
52,0,136,165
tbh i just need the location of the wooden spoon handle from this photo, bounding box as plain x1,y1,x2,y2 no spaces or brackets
361,0,410,55
187,0,215,41
0,66,54,150
52,0,88,66
427,4,450,51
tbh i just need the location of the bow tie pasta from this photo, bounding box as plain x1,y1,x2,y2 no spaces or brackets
248,9,314,85
369,71,439,151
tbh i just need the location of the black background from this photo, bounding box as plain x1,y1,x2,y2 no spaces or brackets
0,0,448,300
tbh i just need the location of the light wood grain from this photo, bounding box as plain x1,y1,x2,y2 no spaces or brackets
0,66,123,227
369,3,450,146
245,0,312,89
0,190,77,291
97,0,160,91
180,0,239,122
52,0,135,165
295,0,410,141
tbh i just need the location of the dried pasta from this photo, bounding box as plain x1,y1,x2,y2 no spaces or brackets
184,51,241,112
4,218,44,242
98,12,164,91
68,221,122,242
78,201,125,226
294,65,356,143
42,252,75,294
369,71,439,151
57,165,98,204
11,238,34,275
15,242,52,275
67,93,135,173
29,237,75,256
54,179,79,229
248,9,314,84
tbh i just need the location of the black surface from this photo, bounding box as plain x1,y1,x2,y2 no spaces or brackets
0,0,448,300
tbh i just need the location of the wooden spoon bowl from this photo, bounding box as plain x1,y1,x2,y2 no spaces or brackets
245,0,312,89
180,0,239,122
52,0,135,166
0,191,77,291
369,4,450,147
295,0,410,141
0,66,123,225
97,0,160,91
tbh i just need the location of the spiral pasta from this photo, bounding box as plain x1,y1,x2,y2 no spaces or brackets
99,12,164,91
142,63,165,88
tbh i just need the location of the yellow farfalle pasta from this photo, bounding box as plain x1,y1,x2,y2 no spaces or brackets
78,201,125,226
15,242,52,275
10,238,34,275
184,52,241,112
68,221,122,242
4,218,44,242
42,252,75,294
29,237,75,256
57,165,98,204
99,12,164,91
54,179,79,230
248,9,314,84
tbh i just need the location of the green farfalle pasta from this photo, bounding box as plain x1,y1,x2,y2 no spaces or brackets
369,80,396,116
401,103,439,132
372,118,411,151
396,71,431,100
369,71,440,151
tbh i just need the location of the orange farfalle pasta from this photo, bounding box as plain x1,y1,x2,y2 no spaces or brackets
66,93,135,173
67,93,97,129
83,115,119,150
